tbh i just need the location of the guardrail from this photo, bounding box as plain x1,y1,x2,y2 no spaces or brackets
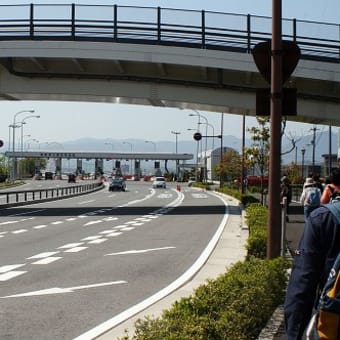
0,4,339,62
0,181,104,207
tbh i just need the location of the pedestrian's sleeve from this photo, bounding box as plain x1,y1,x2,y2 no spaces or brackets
284,213,326,339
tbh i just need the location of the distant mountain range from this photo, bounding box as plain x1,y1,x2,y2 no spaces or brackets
47,129,338,166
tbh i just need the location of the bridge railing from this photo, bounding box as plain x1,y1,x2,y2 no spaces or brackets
0,4,339,61
0,181,104,207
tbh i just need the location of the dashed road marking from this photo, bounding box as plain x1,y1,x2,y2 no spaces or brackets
0,264,25,273
58,243,84,249
27,252,60,259
64,247,88,253
31,257,62,265
0,271,27,281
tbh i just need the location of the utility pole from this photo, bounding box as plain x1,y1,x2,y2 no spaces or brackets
310,126,319,174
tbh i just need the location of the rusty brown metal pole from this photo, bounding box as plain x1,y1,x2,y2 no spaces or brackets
268,0,282,258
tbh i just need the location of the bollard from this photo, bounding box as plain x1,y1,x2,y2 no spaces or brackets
176,185,181,192
281,197,287,257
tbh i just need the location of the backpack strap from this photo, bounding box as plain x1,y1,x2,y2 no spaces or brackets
324,201,340,224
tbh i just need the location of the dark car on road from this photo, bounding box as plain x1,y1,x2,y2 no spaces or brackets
68,174,76,183
109,177,126,192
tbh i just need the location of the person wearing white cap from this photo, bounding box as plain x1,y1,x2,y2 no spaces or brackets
300,178,321,219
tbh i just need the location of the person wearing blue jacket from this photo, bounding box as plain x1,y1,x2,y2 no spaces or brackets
284,201,340,339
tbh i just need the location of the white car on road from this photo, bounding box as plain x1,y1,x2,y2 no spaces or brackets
152,176,166,189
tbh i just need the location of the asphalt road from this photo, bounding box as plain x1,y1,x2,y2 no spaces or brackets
0,181,227,340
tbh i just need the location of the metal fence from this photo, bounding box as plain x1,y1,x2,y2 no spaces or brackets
0,181,104,207
0,4,338,62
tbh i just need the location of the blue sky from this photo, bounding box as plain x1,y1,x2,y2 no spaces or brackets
0,0,338,149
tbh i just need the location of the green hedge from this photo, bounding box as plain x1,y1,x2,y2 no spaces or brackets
121,257,289,340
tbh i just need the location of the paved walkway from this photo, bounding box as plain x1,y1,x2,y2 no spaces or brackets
263,202,305,340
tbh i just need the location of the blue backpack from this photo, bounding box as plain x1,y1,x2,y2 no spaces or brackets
306,202,340,340
307,187,321,207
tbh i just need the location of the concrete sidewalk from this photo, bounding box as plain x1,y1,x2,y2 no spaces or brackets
76,193,249,340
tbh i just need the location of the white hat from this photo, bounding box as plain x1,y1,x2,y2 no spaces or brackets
305,178,315,185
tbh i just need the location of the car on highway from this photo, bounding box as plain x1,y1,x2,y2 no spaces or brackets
152,176,166,189
188,177,196,187
68,173,76,183
109,177,126,192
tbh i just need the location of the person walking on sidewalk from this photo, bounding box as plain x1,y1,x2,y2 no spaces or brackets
299,178,321,219
321,168,340,204
281,176,292,222
284,200,340,339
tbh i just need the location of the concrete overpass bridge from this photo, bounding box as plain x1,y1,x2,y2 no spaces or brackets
0,4,339,126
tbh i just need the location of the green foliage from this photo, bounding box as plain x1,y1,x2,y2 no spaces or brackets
245,203,268,259
122,258,289,340
215,187,260,207
215,149,241,182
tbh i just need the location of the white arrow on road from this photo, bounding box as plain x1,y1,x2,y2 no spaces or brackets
105,246,176,256
1,281,127,299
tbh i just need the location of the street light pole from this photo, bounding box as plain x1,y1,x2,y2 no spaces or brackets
12,110,34,152
20,115,40,154
171,131,181,179
301,148,306,178
11,109,34,180
144,140,156,152
104,142,114,150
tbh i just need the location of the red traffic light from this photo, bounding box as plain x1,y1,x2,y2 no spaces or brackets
193,132,202,141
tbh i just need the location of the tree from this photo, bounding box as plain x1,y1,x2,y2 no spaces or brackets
215,148,241,182
18,157,47,177
244,117,270,203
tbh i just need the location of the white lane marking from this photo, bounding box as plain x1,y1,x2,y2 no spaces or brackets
103,217,118,221
99,230,115,234
113,225,127,229
51,221,63,225
88,238,107,244
0,231,8,235
81,235,101,241
0,221,18,225
77,200,95,205
108,194,116,197
120,227,135,231
157,193,173,198
125,221,138,225
192,193,208,198
0,216,34,225
31,257,62,265
0,271,27,281
1,281,128,298
27,251,60,259
106,232,122,237
84,220,102,226
130,222,144,226
12,229,28,234
64,247,87,253
0,264,25,273
58,243,84,249
105,246,176,256
33,225,48,229
65,218,76,221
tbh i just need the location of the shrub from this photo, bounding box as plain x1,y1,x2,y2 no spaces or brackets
121,258,289,340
